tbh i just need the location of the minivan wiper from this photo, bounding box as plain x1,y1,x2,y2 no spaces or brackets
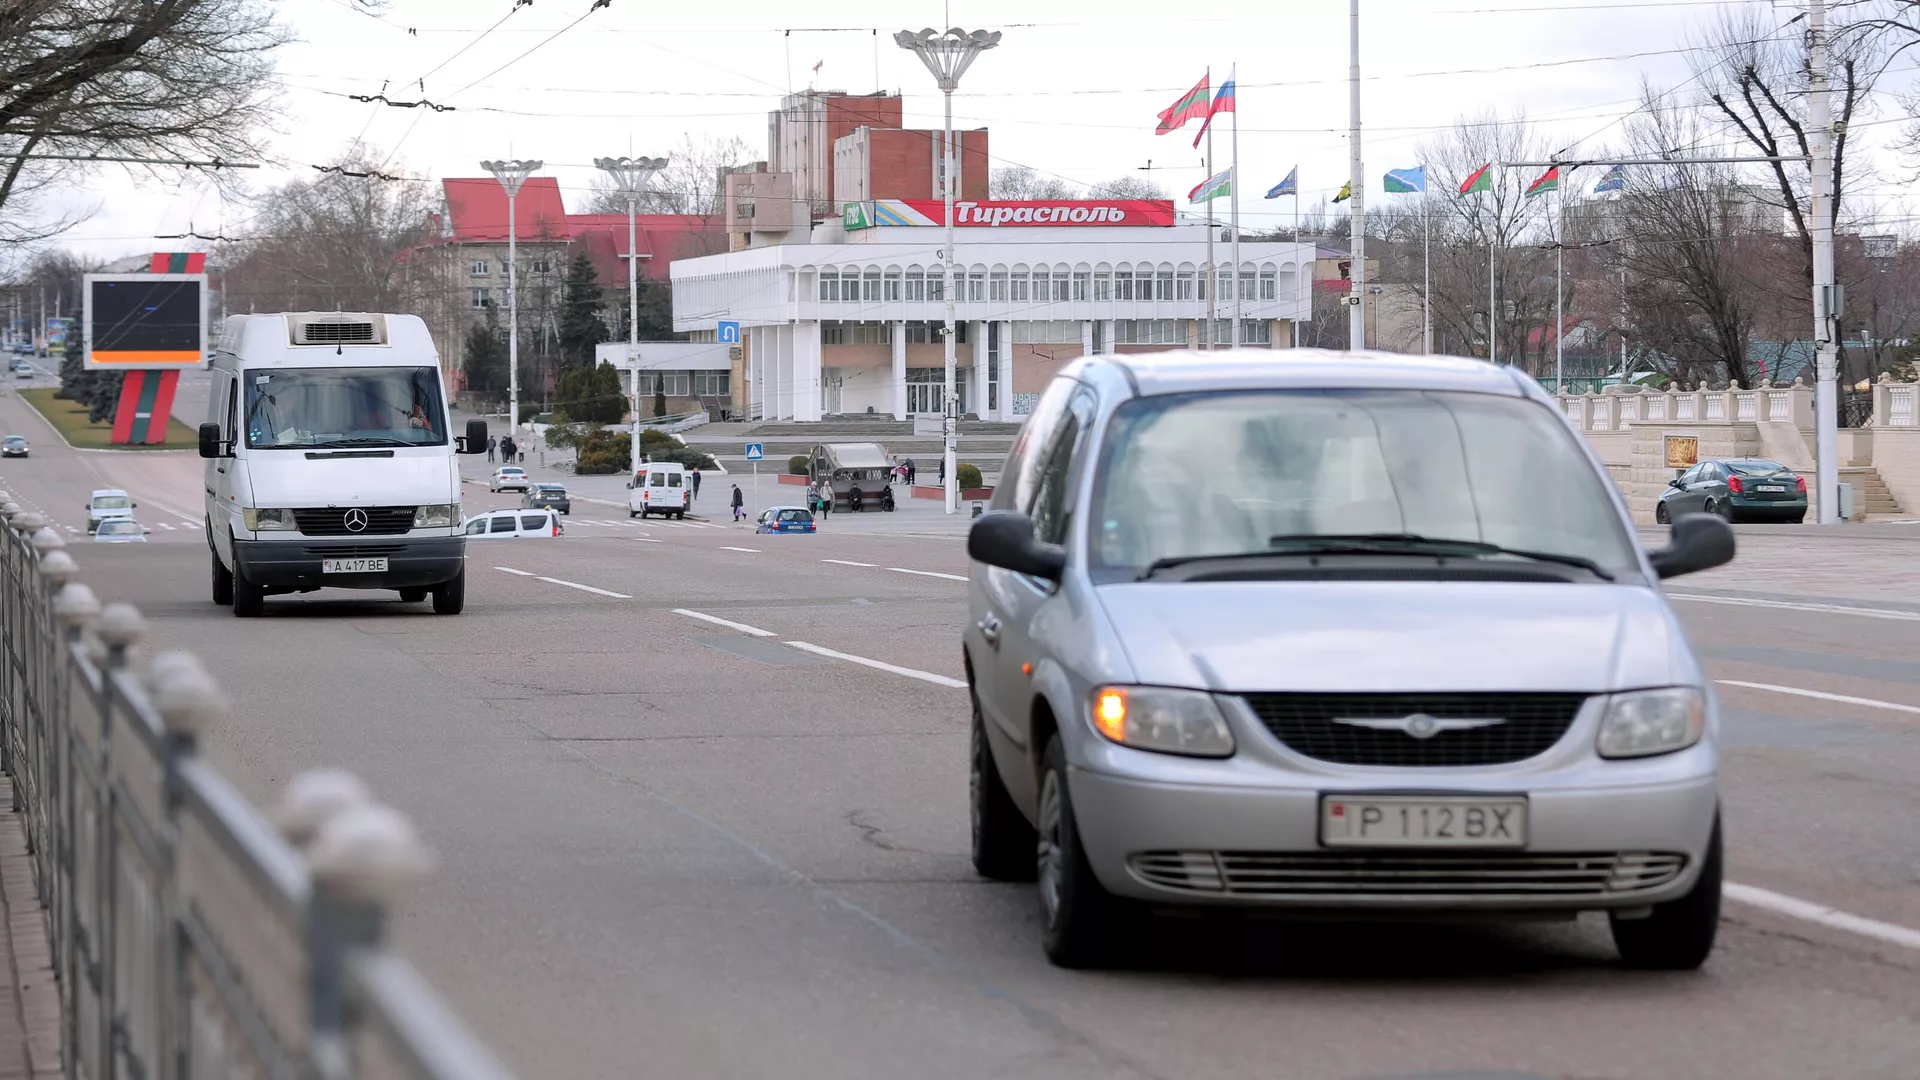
1267,533,1615,581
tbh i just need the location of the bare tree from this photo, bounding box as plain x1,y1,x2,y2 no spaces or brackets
1086,175,1170,200
584,133,755,217
988,166,1079,200
0,0,291,244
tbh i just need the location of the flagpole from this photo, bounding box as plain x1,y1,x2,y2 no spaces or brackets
1554,182,1564,392
1489,208,1498,367
1423,186,1432,355
1204,65,1215,352
1230,63,1241,348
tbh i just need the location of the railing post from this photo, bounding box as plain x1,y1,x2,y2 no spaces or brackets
148,648,221,1080
51,569,100,1080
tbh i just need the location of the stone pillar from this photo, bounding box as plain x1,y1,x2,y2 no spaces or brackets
748,327,768,419
1100,319,1117,355
771,325,789,421
998,320,1015,417
890,320,907,421
793,320,822,422
971,321,989,420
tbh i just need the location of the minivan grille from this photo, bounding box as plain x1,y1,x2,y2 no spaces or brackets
298,321,376,344
1241,693,1587,766
292,507,415,536
1128,850,1687,900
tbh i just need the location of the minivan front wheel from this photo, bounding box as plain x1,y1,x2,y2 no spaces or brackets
1037,735,1125,968
1610,816,1721,970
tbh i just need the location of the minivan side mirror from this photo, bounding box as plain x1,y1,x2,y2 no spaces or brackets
456,418,488,455
1647,512,1735,580
968,510,1066,581
197,422,228,459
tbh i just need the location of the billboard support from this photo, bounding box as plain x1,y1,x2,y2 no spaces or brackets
84,256,208,445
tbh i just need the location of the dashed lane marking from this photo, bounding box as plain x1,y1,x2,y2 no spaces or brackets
1668,592,1920,622
889,567,968,582
672,609,774,637
822,559,877,568
494,566,536,576
1716,680,1920,716
1726,883,1920,952
719,546,760,553
536,575,631,599
782,641,968,689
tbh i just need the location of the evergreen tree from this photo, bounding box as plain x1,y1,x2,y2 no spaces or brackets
557,251,609,374
462,305,508,396
653,374,667,418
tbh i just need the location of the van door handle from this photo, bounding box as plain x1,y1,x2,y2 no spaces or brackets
979,613,1002,648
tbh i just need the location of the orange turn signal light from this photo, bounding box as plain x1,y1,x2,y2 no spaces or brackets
1094,688,1128,742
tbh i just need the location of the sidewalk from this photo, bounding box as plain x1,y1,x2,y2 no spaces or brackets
0,777,60,1080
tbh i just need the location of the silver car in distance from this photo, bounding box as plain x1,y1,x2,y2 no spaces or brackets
963,350,1735,971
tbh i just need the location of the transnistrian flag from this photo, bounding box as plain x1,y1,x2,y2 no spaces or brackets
1525,166,1561,198
1383,166,1426,194
1192,77,1236,148
1593,164,1626,193
1189,166,1233,203
1332,179,1352,203
1157,74,1212,135
1459,163,1492,195
1265,166,1298,199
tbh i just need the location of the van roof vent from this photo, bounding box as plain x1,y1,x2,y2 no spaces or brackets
289,314,387,346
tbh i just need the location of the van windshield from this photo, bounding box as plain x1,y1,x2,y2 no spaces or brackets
92,495,131,510
244,367,446,448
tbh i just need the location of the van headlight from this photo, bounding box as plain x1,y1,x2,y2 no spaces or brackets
1089,686,1236,758
242,508,295,531
1596,688,1705,758
413,504,458,528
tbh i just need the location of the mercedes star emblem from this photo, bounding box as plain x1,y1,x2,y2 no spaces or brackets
343,507,369,533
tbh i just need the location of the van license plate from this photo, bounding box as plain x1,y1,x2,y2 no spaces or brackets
1320,796,1527,848
322,557,388,574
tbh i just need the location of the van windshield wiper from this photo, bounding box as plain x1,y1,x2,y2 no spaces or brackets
316,437,418,448
1266,533,1615,581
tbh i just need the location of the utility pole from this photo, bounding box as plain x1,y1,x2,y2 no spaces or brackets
596,156,668,472
1809,0,1839,524
482,159,543,436
1347,0,1367,350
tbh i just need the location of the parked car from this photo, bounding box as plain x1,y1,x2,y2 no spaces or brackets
962,350,1736,971
93,520,149,543
1,435,27,458
755,506,817,534
1656,458,1807,524
522,482,571,515
86,489,137,534
489,466,531,493
462,508,561,539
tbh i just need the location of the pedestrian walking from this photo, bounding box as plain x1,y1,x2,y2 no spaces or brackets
690,467,702,502
905,457,916,485
937,459,946,487
486,435,497,463
730,484,745,522
500,436,517,463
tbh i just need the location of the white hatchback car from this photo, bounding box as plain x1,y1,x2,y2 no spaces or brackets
489,466,531,493
463,508,561,539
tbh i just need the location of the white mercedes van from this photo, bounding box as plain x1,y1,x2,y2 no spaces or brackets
199,313,487,617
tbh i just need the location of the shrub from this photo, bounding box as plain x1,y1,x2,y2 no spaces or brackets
788,454,810,476
645,445,719,471
639,427,678,451
956,463,984,490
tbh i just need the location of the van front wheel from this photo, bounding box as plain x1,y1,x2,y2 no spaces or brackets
432,568,465,615
211,553,233,606
231,568,264,618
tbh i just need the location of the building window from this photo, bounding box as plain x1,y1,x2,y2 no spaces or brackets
885,269,902,302
1155,270,1174,301
822,321,890,345
470,288,491,308
862,269,881,303
531,259,551,275
1177,270,1195,300
968,270,985,302
1052,271,1070,303
819,270,839,302
905,269,925,302
1094,271,1112,301
1071,271,1089,302
1010,273,1029,303
694,370,731,396
927,274,943,302
1136,269,1154,301
1115,319,1180,345
1114,272,1134,302
470,260,490,276
1241,319,1272,344
1259,268,1277,300
1239,270,1256,302
990,271,1008,302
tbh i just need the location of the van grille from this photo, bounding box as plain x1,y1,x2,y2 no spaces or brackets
1127,850,1687,900
292,507,415,536
1241,693,1587,767
300,544,405,556
299,322,375,344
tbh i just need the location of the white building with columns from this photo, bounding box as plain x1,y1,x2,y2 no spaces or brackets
669,201,1314,422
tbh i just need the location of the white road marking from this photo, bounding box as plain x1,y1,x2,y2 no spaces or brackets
157,522,176,530
177,520,196,528
672,609,774,637
1716,680,1920,716
632,537,662,543
595,519,623,526
889,567,968,582
536,576,631,599
719,546,760,553
822,559,877,568
1725,883,1920,952
1668,592,1920,622
783,641,969,689
494,566,536,576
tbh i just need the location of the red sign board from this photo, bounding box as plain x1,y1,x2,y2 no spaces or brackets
882,199,1175,228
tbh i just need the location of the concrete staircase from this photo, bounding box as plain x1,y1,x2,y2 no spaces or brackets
1841,466,1902,519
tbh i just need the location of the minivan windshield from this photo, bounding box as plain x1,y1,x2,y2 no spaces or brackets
244,366,445,448
91,495,131,510
1088,389,1640,582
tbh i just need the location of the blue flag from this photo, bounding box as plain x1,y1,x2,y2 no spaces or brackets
1593,164,1626,194
1383,166,1426,194
1265,166,1298,199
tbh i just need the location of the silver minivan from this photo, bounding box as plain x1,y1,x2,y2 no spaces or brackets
963,350,1735,970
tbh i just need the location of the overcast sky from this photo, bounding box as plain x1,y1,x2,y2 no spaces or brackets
47,0,1920,261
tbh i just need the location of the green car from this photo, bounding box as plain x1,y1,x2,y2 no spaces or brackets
1656,458,1807,524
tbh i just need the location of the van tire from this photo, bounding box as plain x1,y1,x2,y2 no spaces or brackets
211,553,233,606
231,568,265,618
398,588,427,603
431,568,465,615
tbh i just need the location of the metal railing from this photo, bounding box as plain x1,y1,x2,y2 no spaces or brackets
0,496,517,1080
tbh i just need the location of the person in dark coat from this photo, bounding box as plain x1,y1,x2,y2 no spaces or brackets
730,484,745,522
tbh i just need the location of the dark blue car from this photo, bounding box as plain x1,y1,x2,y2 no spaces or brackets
755,506,816,534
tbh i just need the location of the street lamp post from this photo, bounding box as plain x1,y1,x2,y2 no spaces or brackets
896,26,1000,514
595,156,669,471
481,159,543,436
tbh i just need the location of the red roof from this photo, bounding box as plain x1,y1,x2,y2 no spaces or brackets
442,177,571,242
437,180,722,281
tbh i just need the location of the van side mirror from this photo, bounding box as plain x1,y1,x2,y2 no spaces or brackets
1647,512,1735,580
457,418,488,455
197,422,228,459
968,510,1065,581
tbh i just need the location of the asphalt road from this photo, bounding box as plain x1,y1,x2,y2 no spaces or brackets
3,386,1918,1079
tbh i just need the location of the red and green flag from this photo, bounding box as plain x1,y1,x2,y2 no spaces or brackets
1156,74,1212,135
1458,163,1492,195
1525,166,1561,198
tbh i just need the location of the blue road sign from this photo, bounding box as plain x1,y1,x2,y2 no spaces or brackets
717,320,741,344
744,442,765,461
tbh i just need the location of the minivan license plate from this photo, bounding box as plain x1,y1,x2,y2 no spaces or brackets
321,557,388,574
1321,796,1527,848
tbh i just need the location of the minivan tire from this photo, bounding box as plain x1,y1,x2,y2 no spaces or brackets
1038,734,1126,968
1610,816,1721,970
211,553,233,606
971,690,1036,882
431,568,465,615
231,568,264,618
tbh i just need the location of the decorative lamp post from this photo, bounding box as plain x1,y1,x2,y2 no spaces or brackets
594,156,669,469
480,159,543,435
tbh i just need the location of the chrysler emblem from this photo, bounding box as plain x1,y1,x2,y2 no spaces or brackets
1332,713,1505,740
343,508,369,533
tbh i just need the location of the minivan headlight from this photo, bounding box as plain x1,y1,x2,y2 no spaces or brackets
1089,686,1236,758
1596,688,1704,758
242,507,295,531
413,503,458,528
